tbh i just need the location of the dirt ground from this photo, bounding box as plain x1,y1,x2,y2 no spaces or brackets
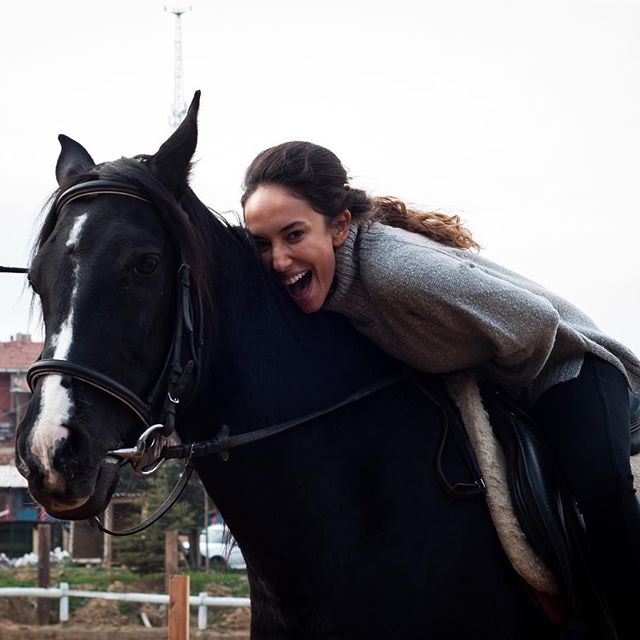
0,588,251,639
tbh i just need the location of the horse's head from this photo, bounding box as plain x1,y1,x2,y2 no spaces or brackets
15,93,202,519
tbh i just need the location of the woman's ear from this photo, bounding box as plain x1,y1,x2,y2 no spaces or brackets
332,209,352,247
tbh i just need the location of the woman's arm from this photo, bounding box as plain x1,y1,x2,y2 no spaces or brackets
364,237,562,386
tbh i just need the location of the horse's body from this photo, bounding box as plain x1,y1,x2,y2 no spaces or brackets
16,95,556,638
192,308,552,638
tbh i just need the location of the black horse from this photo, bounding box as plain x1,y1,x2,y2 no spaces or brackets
16,94,559,638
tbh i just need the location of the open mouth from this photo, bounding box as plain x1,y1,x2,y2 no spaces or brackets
284,270,312,299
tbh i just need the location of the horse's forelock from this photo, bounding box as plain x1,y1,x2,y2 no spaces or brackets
32,189,66,257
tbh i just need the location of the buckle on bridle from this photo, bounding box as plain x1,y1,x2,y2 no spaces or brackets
108,423,167,476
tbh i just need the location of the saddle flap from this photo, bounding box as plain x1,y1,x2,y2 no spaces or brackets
479,385,576,598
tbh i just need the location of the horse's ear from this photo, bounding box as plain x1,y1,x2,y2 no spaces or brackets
150,90,200,197
56,135,96,185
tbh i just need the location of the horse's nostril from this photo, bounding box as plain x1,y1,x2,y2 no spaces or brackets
15,454,46,486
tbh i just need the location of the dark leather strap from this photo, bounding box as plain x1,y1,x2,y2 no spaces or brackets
93,463,194,536
412,377,486,499
163,374,410,463
55,180,150,213
0,266,28,273
28,359,151,424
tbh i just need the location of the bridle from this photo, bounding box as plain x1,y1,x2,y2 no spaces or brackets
27,180,203,449
20,178,486,537
24,179,204,534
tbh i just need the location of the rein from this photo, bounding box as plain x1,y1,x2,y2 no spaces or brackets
0,266,28,273
94,373,410,536
162,374,410,463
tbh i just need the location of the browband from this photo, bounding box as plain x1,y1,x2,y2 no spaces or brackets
55,180,151,214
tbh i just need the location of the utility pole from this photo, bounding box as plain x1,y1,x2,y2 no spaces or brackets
165,5,191,130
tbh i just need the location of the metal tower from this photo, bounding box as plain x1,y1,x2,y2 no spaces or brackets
166,5,191,130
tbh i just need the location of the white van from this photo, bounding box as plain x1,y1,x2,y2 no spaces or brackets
199,523,246,570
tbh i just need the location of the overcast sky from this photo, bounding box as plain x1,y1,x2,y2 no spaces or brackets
1,0,639,355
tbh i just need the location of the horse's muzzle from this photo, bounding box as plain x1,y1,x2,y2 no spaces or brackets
31,456,121,520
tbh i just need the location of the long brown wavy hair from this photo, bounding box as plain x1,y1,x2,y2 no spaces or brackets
241,141,479,251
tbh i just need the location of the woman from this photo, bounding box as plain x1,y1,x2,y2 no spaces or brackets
242,140,640,637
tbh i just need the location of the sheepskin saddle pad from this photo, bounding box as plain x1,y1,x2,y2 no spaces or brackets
445,373,640,596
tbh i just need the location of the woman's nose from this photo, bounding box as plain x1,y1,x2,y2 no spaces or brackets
271,245,293,272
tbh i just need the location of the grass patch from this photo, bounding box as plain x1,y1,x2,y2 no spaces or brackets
0,571,36,588
0,565,249,598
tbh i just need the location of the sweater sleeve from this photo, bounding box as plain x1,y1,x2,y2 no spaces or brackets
362,238,562,386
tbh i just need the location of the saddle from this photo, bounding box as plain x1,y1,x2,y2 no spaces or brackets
445,374,640,638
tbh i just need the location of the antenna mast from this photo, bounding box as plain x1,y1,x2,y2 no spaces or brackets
166,5,191,130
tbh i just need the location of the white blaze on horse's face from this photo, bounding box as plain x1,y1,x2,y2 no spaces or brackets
29,213,88,492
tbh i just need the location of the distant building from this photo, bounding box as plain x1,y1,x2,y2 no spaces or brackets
0,333,41,463
0,334,42,555
0,463,39,555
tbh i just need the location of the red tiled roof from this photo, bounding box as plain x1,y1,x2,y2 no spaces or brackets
0,339,42,371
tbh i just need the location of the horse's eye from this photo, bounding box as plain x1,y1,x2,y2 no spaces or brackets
134,255,160,276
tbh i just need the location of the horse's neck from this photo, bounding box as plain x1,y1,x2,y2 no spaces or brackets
196,253,401,433
184,251,410,604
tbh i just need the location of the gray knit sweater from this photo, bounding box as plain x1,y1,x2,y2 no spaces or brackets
324,221,640,403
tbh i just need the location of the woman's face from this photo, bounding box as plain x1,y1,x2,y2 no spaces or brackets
244,184,350,313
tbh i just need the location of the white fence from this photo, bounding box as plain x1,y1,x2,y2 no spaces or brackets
0,583,250,630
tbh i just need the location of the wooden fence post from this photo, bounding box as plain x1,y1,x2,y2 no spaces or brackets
165,530,179,593
168,574,190,640
37,523,51,625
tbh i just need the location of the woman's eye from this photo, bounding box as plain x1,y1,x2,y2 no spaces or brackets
287,230,304,242
134,255,160,276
